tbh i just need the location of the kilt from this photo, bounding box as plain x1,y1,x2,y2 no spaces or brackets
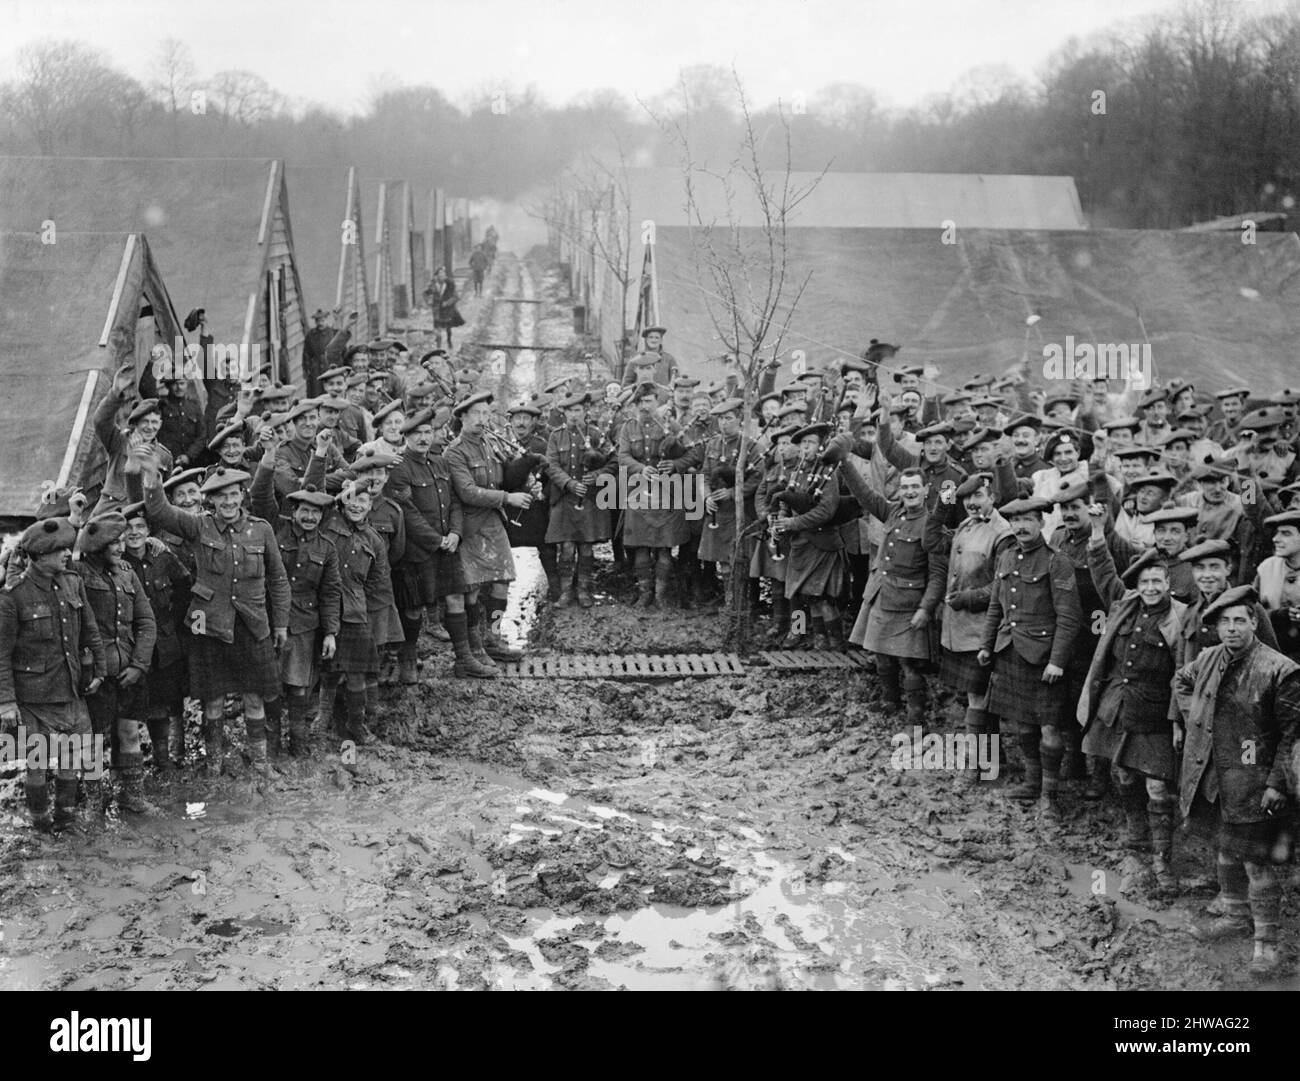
145,659,186,718
939,647,990,695
1081,720,1176,782
699,508,738,563
855,603,931,661
459,519,516,587
279,629,320,688
86,680,149,735
987,647,1064,723
546,500,612,544
749,535,788,581
189,620,282,701
1187,794,1282,864
329,621,380,674
370,602,406,647
783,541,846,600
394,552,468,607
624,506,690,549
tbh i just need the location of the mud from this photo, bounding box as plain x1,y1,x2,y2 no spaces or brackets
2,251,1296,991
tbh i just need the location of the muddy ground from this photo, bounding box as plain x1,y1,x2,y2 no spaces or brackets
1,252,1296,991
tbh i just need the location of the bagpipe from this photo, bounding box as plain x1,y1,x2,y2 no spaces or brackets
705,465,737,531
569,427,614,511
470,419,546,527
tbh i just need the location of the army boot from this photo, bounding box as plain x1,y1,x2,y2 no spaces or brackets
117,752,156,814
25,778,53,834
459,609,502,677
1005,733,1042,801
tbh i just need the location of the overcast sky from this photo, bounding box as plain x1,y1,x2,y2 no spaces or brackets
3,0,1235,114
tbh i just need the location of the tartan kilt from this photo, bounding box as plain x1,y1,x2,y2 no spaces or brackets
749,536,788,581
545,501,612,544
189,620,282,701
279,629,319,688
329,621,380,674
783,541,847,600
394,552,468,607
145,659,186,717
987,646,1064,722
1081,722,1176,782
939,647,990,695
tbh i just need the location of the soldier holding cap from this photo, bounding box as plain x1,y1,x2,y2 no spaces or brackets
1174,584,1300,975
92,364,175,515
137,457,289,782
1080,501,1186,890
978,496,1083,817
0,518,106,832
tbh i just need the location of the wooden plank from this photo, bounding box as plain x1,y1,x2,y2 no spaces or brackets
698,654,719,675
544,657,558,678
724,653,745,674
634,653,650,676
671,653,690,675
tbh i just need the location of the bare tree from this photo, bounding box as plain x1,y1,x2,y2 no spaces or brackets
149,37,197,150
4,40,118,154
207,69,283,129
648,67,828,646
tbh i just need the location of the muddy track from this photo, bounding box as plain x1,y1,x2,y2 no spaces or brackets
1,252,1295,991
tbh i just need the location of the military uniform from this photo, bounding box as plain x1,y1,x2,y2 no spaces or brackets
76,559,157,740
158,395,206,465
546,423,614,543
874,420,967,514
445,431,516,587
676,432,758,565
620,414,691,549
274,521,342,689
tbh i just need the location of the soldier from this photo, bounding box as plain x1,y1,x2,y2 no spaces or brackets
977,496,1083,817
120,502,192,775
273,487,341,756
157,376,206,469
872,410,967,515
0,519,106,833
387,408,496,680
445,392,530,662
546,392,615,608
318,484,395,743
620,383,691,609
837,454,946,723
1006,414,1048,483
928,472,1014,778
302,309,334,398
1252,508,1300,662
770,424,849,649
751,425,801,642
1177,539,1277,666
673,399,761,614
1175,585,1300,976
92,365,174,515
348,451,408,690
1135,388,1172,446
138,460,289,782
506,401,560,600
621,326,676,387
1207,386,1250,447
74,512,158,815
1079,503,1186,890
1116,505,1198,603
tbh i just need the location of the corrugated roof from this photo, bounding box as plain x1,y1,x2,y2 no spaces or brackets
0,156,280,350
650,226,1300,392
625,168,1087,231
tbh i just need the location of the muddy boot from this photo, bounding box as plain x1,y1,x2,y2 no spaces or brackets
287,695,311,757
1005,732,1042,801
576,552,595,609
25,778,53,834
203,727,224,778
824,615,847,652
540,545,561,603
168,714,186,770
482,599,523,661
52,777,80,833
655,564,673,611
876,657,903,714
1148,796,1178,892
1038,744,1063,820
378,650,398,686
810,616,830,652
146,717,174,773
453,610,499,678
344,689,370,746
1114,772,1150,850
263,698,283,759
960,708,988,786
554,553,577,609
1083,754,1107,801
636,566,656,608
766,594,791,643
1245,864,1282,975
79,778,105,830
1058,726,1085,783
903,671,927,729
117,752,156,814
397,642,419,685
316,687,337,748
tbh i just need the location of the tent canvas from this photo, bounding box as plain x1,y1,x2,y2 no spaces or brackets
648,226,1300,392
284,164,371,323
0,232,183,519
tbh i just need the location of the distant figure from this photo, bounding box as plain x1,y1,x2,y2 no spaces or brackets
469,245,489,296
483,225,498,266
424,266,465,351
303,308,334,397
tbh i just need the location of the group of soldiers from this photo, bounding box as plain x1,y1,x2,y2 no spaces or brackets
2,313,1298,976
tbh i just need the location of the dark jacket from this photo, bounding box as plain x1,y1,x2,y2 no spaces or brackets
320,512,391,626
75,559,157,679
123,541,192,671
0,570,106,705
158,395,206,464
274,522,342,636
387,449,464,562
980,536,1083,668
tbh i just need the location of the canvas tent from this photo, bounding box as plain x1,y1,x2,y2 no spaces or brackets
647,226,1300,392
593,169,1088,368
0,232,184,522
0,156,308,387
285,164,372,332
